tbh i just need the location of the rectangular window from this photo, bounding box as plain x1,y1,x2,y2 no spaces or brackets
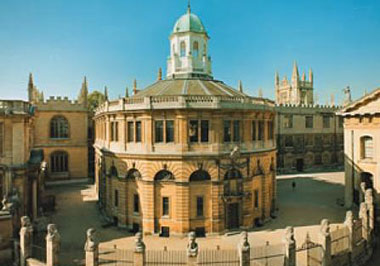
305,116,313,129
127,122,134,142
224,120,231,142
252,121,257,141
189,120,199,142
323,116,330,128
196,196,204,217
114,190,119,207
254,190,259,208
166,120,174,143
162,197,169,216
285,135,293,147
233,120,240,142
0,123,3,155
305,135,314,146
135,121,141,142
200,120,209,142
155,121,164,143
268,121,274,140
362,137,373,159
134,194,139,213
284,115,293,128
258,121,264,141
111,122,119,142
339,117,344,128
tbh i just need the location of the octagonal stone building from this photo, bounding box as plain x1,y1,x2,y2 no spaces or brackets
94,6,277,236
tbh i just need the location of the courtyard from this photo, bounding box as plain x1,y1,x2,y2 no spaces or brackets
42,171,372,265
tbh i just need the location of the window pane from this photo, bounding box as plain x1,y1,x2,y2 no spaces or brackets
134,194,139,213
233,121,240,142
114,190,119,207
201,120,209,142
323,116,330,128
128,122,134,142
254,190,259,208
268,121,274,140
305,116,313,129
135,121,141,142
197,196,204,217
155,121,164,143
166,120,174,143
252,121,257,141
162,197,169,216
189,120,199,142
258,121,264,141
224,120,231,142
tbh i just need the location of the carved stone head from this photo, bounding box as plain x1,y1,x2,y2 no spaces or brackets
21,216,31,228
187,231,198,257
320,219,330,235
284,226,295,244
135,232,145,252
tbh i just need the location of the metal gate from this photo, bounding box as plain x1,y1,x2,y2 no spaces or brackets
296,233,322,266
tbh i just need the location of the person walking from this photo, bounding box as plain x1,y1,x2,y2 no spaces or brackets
292,180,296,191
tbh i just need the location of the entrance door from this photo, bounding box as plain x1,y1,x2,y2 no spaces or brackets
227,203,240,229
296,159,304,172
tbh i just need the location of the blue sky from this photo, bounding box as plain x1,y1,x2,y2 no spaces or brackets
0,0,379,104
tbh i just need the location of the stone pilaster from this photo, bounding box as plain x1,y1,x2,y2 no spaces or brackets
84,228,98,266
318,219,331,266
283,226,296,266
46,224,60,266
19,216,33,266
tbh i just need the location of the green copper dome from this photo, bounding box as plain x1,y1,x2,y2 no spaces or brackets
173,11,206,34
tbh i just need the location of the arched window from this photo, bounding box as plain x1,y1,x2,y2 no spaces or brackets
50,116,69,139
361,136,373,159
50,151,68,173
361,172,373,189
224,168,242,180
126,168,141,180
180,41,186,57
190,169,211,182
154,170,174,181
193,41,199,58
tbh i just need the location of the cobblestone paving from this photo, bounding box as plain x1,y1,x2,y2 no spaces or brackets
47,171,379,265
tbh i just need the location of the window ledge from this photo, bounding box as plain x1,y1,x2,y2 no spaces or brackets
50,138,70,140
358,159,376,164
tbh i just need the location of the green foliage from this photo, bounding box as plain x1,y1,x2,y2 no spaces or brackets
88,91,105,111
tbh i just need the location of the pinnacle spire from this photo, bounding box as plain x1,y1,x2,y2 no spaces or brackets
125,86,129,98
275,71,279,85
133,79,137,95
158,67,162,81
104,86,108,101
292,61,299,78
187,0,191,13
78,76,88,106
238,80,243,92
28,73,35,102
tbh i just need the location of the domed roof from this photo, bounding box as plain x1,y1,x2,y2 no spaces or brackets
133,78,249,98
173,11,206,34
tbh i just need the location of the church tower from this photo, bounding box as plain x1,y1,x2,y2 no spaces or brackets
166,3,212,79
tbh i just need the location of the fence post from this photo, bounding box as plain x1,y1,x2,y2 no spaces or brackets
318,219,331,266
84,228,99,266
344,210,354,263
187,232,198,266
238,231,250,266
19,216,33,266
46,224,60,266
134,232,145,266
283,226,296,266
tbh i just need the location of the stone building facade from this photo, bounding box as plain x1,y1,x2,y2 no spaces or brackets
338,88,380,208
94,7,277,236
0,100,44,249
275,64,344,172
29,75,90,180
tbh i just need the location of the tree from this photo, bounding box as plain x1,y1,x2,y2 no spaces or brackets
88,91,105,112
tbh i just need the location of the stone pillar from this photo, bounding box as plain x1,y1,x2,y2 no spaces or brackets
84,228,99,266
187,232,198,266
359,182,366,203
365,189,374,238
318,219,331,266
19,216,33,266
134,232,145,266
359,203,369,243
283,226,296,266
238,231,250,266
46,224,60,266
344,210,354,263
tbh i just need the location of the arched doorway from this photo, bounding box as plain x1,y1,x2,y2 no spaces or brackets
223,168,243,230
361,172,373,190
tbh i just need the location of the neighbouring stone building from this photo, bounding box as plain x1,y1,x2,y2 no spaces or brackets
0,100,44,250
275,63,344,172
338,88,380,209
28,74,90,180
94,5,277,236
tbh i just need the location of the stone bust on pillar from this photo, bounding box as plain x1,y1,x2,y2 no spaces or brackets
187,231,198,257
135,232,145,253
85,228,98,252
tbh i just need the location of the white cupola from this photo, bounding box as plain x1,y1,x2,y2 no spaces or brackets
166,4,212,79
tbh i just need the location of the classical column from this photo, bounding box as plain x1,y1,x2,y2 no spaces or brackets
318,219,331,266
238,231,250,266
134,232,145,266
283,226,296,266
344,210,355,263
84,228,99,266
19,216,33,266
187,232,198,266
46,224,60,266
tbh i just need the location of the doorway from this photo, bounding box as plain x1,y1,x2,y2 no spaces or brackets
227,203,240,229
296,159,304,172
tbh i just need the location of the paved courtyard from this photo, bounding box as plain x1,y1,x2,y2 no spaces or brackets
44,171,378,265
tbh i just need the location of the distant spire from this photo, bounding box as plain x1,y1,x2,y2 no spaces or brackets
330,94,335,106
133,79,137,95
125,86,129,98
292,61,299,79
238,80,243,92
302,71,306,81
28,73,34,102
258,88,263,98
78,76,88,106
309,68,313,83
104,86,108,101
187,0,191,13
275,71,280,86
158,67,162,81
